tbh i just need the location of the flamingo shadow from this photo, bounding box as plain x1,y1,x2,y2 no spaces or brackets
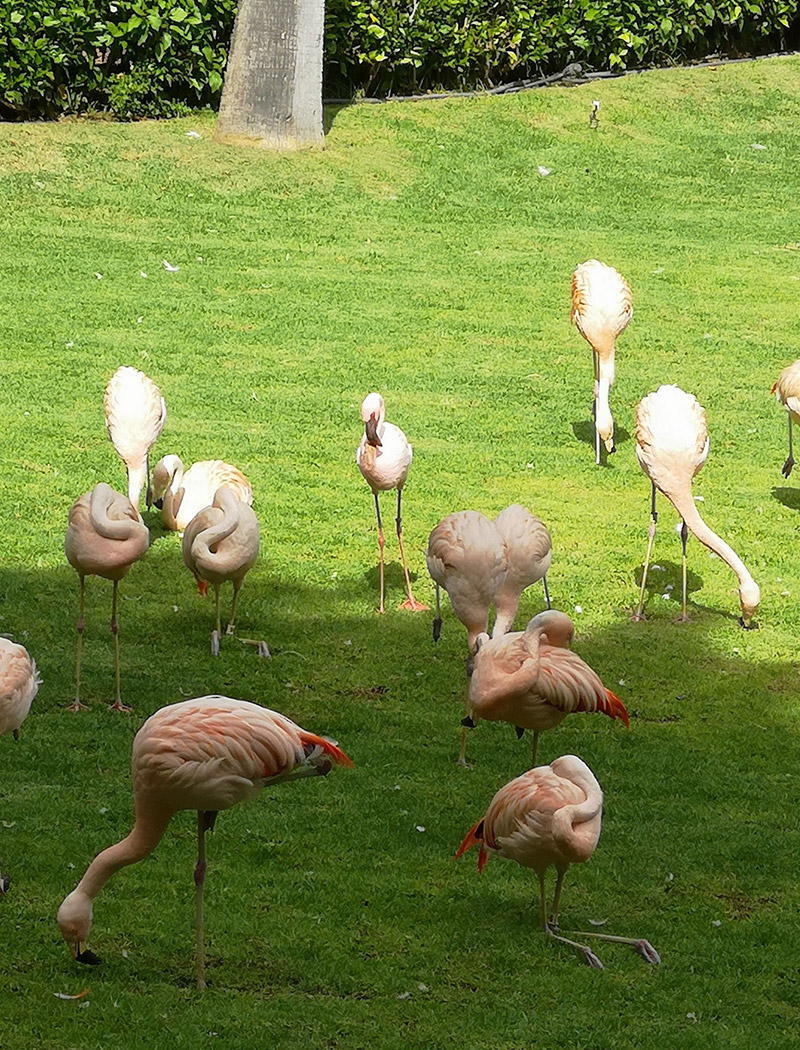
772,486,800,512
570,420,631,451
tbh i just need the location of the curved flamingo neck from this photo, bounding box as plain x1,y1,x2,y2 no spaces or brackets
669,485,756,594
194,505,239,557
89,488,140,540
76,811,172,900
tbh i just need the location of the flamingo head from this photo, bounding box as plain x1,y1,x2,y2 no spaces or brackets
151,455,181,508
57,889,102,966
524,610,574,649
360,393,384,447
738,578,761,629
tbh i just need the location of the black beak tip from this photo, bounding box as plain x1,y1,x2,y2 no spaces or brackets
461,716,476,729
153,498,164,510
514,725,525,740
75,947,103,966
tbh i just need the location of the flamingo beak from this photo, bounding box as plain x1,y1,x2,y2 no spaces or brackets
75,943,103,966
365,415,382,447
461,715,476,729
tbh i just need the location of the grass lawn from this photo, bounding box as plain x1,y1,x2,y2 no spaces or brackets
2,54,800,1049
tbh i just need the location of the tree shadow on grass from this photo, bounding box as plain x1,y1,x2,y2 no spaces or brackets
630,558,705,621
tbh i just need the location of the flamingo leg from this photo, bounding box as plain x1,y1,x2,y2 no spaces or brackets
550,869,565,926
783,413,795,478
432,583,443,641
592,351,601,465
145,454,153,508
632,482,658,621
373,492,385,614
108,581,131,712
537,870,603,967
195,810,209,991
211,585,221,656
542,574,551,610
68,576,88,712
567,929,661,965
226,580,241,636
396,489,429,612
530,730,540,768
676,520,690,622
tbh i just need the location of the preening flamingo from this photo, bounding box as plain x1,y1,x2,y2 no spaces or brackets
455,755,660,969
104,366,166,508
356,393,428,614
771,359,800,478
64,483,149,712
633,385,760,627
492,504,552,634
426,510,507,653
181,488,267,657
463,610,628,766
57,695,351,989
571,260,632,465
152,455,253,532
426,505,552,650
0,637,40,894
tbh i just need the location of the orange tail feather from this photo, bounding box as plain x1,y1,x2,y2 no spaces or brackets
771,380,778,394
599,689,629,727
300,731,353,767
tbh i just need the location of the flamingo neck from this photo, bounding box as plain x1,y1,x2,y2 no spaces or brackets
595,377,614,448
669,487,757,596
194,506,239,558
76,811,172,900
126,462,147,509
89,487,141,540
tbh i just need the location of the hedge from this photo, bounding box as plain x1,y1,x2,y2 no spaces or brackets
1,0,798,119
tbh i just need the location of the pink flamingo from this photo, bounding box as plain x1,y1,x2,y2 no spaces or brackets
64,483,149,712
57,695,352,989
104,366,166,509
463,610,628,765
356,392,428,614
456,755,659,969
0,637,40,893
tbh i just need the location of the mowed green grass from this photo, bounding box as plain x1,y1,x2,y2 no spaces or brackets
2,56,800,1049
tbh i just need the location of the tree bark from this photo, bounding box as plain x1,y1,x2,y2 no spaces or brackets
215,0,324,149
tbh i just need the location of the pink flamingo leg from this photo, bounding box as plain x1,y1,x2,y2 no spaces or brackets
395,489,429,612
68,576,88,712
373,492,385,614
108,581,131,713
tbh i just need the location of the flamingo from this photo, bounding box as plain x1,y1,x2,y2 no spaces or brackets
771,359,800,478
455,755,660,969
64,483,149,712
571,260,632,464
104,366,166,508
426,505,552,650
57,696,351,989
152,455,253,532
492,504,552,635
181,488,267,657
355,392,428,614
632,385,760,627
0,637,40,894
463,610,628,766
426,510,507,653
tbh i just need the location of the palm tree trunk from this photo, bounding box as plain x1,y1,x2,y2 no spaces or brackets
216,0,324,149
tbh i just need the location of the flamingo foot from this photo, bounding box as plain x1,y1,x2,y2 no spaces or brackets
398,598,430,612
544,925,604,969
456,756,473,770
107,699,132,713
674,612,690,623
67,699,88,712
240,638,271,658
630,611,646,623
782,455,794,478
571,931,661,965
210,630,220,657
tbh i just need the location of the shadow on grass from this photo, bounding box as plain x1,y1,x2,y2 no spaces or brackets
570,419,631,458
771,485,800,512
